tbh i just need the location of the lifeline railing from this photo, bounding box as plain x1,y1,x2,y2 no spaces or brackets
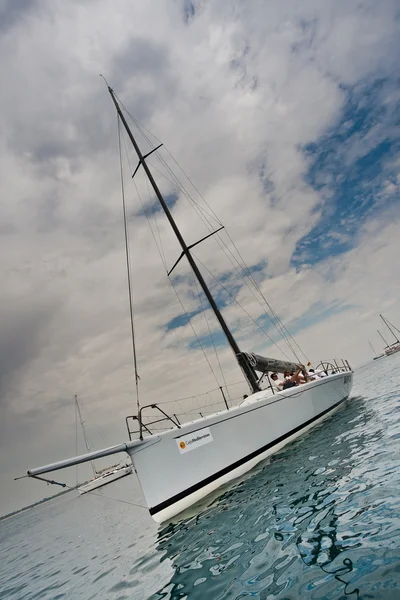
315,358,352,373
125,358,352,440
125,381,246,440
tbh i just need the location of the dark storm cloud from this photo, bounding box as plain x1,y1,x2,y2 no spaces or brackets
109,36,179,122
6,96,108,176
0,0,40,34
5,36,176,180
0,298,59,402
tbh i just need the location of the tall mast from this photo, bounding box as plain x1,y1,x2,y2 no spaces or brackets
107,86,260,393
75,395,97,478
380,314,400,344
377,329,389,348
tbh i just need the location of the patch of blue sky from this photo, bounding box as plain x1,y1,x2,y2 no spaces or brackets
292,79,400,269
183,0,196,24
165,282,238,333
249,302,354,358
169,298,352,354
136,192,178,217
166,265,245,333
286,301,354,340
166,310,201,331
241,259,268,281
188,329,226,351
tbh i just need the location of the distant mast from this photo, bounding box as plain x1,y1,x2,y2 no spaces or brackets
377,329,389,348
369,341,377,357
380,314,400,345
75,395,96,478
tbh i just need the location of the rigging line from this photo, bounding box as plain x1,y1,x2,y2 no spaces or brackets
115,96,301,357
148,151,288,355
211,228,304,363
146,159,222,225
209,229,301,359
191,271,231,398
118,105,293,356
145,174,167,270
75,396,78,487
252,288,302,361
120,129,223,390
114,95,222,226
192,253,293,361
118,117,141,414
162,145,222,221
145,145,222,226
141,124,307,363
168,279,223,389
118,97,223,227
144,141,222,227
381,314,400,339
75,397,96,478
220,230,302,361
173,185,302,361
62,480,148,510
150,156,222,226
78,399,110,448
116,96,306,363
87,490,147,509
141,154,297,360
120,127,167,270
152,380,246,405
143,142,302,361
224,229,308,363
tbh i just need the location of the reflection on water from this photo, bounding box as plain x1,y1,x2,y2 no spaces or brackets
151,387,400,599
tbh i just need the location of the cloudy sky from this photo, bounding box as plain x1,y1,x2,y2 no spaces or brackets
1,0,400,515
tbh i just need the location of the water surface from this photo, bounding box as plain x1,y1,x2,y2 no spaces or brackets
1,357,400,599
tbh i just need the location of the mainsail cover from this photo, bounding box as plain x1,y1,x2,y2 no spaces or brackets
243,352,304,375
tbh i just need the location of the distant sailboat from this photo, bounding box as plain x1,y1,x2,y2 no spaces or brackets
379,314,400,356
74,395,132,494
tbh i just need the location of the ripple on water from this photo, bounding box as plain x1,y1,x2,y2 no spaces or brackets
1,361,400,599
149,385,400,599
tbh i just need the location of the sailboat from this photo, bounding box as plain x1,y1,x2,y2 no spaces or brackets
379,314,400,356
74,395,132,494
24,83,353,524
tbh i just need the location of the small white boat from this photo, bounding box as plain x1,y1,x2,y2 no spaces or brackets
24,84,353,524
74,395,132,494
78,465,132,494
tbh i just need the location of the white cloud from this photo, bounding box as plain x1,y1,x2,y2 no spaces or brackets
0,0,400,514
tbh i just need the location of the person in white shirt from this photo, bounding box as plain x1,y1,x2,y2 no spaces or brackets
308,368,327,379
308,368,317,380
270,372,283,392
314,369,327,378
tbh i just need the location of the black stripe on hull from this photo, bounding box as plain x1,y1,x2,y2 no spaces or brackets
149,395,348,517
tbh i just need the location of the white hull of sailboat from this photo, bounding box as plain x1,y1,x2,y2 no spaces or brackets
385,344,400,356
128,372,353,523
78,465,132,494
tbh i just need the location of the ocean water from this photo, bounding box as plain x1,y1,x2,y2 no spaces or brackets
1,357,400,599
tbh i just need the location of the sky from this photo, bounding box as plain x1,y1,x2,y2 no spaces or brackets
1,0,400,516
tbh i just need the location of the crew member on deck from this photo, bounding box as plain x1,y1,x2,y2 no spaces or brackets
270,373,283,392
